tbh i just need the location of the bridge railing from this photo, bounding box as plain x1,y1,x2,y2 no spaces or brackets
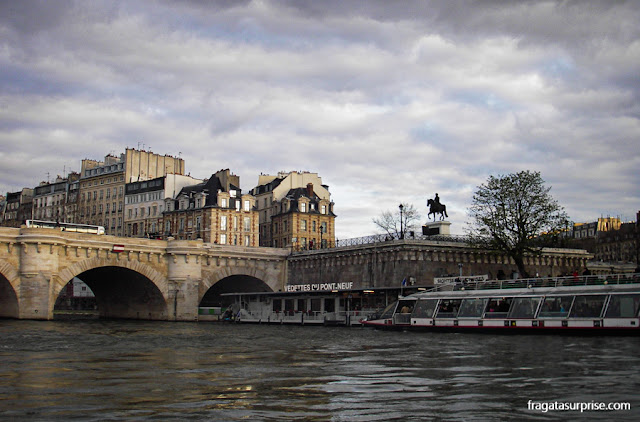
291,232,471,254
430,273,640,292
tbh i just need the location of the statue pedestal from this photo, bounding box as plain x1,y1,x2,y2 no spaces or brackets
422,221,451,236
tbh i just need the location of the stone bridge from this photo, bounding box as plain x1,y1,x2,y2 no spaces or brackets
0,227,289,321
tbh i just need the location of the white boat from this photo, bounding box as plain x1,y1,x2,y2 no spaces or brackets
220,289,392,326
362,274,640,334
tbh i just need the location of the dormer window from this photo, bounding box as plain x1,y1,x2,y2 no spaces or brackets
300,202,306,213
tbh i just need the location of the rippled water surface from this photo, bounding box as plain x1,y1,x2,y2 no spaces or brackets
1,320,639,421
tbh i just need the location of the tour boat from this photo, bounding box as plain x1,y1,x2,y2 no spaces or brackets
361,274,640,334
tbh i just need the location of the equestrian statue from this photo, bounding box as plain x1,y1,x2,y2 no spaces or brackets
427,193,448,221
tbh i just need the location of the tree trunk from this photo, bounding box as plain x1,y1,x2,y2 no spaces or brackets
513,254,529,279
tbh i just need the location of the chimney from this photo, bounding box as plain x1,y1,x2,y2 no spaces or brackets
306,183,313,198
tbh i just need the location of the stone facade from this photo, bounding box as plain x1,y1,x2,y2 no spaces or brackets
0,226,288,321
287,239,593,289
251,171,336,249
79,149,185,237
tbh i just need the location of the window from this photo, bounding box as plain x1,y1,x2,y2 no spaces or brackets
244,217,251,232
321,205,326,214
220,234,227,244
221,215,227,230
435,299,462,318
413,299,438,318
312,221,316,232
301,220,307,231
605,294,640,318
221,198,227,208
570,295,606,318
244,235,250,246
507,297,541,319
244,200,250,211
300,202,306,212
457,298,489,318
321,222,327,233
538,296,573,318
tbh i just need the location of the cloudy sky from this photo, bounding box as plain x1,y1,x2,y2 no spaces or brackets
1,0,639,239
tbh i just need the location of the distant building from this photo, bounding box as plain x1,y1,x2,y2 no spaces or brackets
250,171,336,249
592,211,639,272
32,172,80,223
2,188,34,227
78,148,185,236
124,174,203,238
162,169,259,245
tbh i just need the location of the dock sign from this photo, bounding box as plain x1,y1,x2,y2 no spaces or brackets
112,245,125,253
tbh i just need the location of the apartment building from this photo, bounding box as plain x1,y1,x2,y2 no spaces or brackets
162,169,259,245
250,171,335,249
124,174,203,238
78,148,185,236
32,172,80,223
2,188,34,228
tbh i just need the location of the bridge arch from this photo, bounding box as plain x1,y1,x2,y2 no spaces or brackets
54,258,169,320
199,266,276,306
0,261,20,318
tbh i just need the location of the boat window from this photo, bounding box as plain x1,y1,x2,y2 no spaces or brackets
324,298,335,313
311,298,322,312
284,299,294,312
379,302,398,319
570,295,607,318
457,298,489,318
413,299,438,318
538,296,573,318
396,300,415,314
272,299,282,312
507,297,542,319
485,298,511,318
435,299,462,318
297,299,306,312
605,294,640,318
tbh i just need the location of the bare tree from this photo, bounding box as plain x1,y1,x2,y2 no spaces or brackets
373,203,422,239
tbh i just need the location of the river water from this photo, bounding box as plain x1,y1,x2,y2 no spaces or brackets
0,320,638,421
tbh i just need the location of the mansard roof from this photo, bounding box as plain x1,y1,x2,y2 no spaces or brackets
252,177,284,194
175,174,242,207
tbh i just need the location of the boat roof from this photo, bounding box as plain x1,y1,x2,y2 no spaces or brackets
405,282,640,300
221,285,415,297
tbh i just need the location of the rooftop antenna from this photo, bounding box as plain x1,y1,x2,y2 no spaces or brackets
46,172,50,183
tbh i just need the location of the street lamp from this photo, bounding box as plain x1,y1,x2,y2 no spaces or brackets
399,204,404,239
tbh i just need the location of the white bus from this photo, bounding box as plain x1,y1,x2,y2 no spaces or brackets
25,220,106,235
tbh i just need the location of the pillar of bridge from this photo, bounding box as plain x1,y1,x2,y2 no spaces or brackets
166,238,203,321
17,230,62,320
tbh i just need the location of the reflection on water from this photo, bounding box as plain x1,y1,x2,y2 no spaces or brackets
0,320,639,421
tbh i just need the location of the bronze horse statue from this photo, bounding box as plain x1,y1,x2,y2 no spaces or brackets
427,198,448,221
